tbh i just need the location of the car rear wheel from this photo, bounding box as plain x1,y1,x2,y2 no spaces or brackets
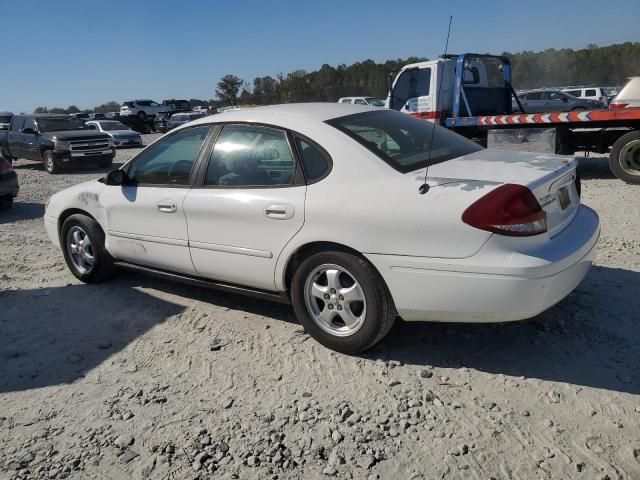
291,251,396,353
61,214,115,283
609,131,640,184
43,150,59,174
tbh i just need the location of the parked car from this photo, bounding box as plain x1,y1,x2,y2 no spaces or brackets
6,114,115,174
513,90,603,113
70,112,91,121
610,77,640,109
89,113,106,120
44,104,599,353
0,111,13,158
165,112,207,131
86,120,142,148
562,87,609,105
154,109,193,133
120,100,165,120
338,97,385,106
0,152,18,209
162,99,191,111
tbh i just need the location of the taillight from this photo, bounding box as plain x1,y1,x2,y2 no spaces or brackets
574,170,581,198
462,184,547,236
610,102,629,109
0,158,13,174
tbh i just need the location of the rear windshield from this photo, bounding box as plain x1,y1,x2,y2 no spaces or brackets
123,102,134,107
0,115,12,124
327,110,483,173
38,117,88,132
100,121,128,131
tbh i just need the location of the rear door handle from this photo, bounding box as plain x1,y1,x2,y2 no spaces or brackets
264,204,294,220
157,200,177,213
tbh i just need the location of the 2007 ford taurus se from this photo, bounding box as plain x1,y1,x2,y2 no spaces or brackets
44,104,600,353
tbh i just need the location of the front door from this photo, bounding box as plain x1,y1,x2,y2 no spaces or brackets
22,118,40,160
184,124,306,290
100,125,212,274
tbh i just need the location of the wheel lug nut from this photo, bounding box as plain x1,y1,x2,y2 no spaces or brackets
330,288,336,294
339,295,344,301
328,304,334,310
337,305,342,311
324,294,330,299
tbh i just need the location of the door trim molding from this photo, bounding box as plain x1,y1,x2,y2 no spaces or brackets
188,240,273,259
108,230,188,247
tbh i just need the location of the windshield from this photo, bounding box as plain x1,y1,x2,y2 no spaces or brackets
0,115,12,124
37,117,87,132
366,98,385,107
327,110,483,173
100,121,128,131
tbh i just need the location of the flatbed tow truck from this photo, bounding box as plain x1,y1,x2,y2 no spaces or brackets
387,53,640,183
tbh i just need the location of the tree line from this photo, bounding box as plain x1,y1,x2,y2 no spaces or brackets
30,42,639,113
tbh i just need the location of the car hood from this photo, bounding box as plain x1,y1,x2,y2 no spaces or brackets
45,130,111,141
108,130,139,137
426,149,574,186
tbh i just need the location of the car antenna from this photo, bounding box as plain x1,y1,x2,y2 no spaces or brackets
419,15,453,195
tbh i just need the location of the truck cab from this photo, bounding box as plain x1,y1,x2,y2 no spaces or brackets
386,54,516,121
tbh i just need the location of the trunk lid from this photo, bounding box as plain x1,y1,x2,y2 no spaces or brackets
427,149,580,237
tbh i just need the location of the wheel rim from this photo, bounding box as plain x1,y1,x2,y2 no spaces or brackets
619,139,640,176
66,226,95,274
45,154,53,171
303,263,367,337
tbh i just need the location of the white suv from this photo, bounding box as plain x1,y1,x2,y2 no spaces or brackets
562,87,609,105
120,100,165,120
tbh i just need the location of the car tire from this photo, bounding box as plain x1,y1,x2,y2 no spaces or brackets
60,214,115,283
137,111,146,121
290,250,396,354
43,150,59,174
0,196,13,210
609,131,640,184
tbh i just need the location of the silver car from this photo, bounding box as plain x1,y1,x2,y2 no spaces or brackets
85,120,142,148
513,90,603,113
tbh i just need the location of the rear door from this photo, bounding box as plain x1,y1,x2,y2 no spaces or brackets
523,92,545,112
8,116,25,158
184,123,306,290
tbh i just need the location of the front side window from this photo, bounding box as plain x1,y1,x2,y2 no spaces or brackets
585,89,597,97
526,92,542,100
354,99,367,105
23,118,37,132
391,68,431,110
565,90,581,97
205,125,296,187
128,126,211,185
10,117,24,133
327,110,483,173
340,99,352,104
546,92,564,101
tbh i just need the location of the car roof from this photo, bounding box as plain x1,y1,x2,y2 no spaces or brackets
189,103,379,127
0,111,13,116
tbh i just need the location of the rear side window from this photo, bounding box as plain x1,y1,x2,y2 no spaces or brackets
526,92,542,100
354,99,367,105
585,89,596,97
295,137,331,182
205,125,297,187
327,110,482,173
10,117,24,133
391,68,431,110
340,99,352,104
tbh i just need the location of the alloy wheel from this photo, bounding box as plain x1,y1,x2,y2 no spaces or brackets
303,263,367,337
66,226,95,274
619,139,640,176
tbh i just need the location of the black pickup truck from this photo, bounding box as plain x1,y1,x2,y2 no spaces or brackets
6,114,115,174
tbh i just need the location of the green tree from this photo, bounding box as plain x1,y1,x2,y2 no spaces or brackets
216,75,244,105
93,101,120,114
33,106,48,113
66,105,80,114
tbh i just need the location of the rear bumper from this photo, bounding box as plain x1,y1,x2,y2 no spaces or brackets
0,171,19,198
366,205,600,322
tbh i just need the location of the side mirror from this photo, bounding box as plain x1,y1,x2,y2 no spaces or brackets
105,169,127,185
22,128,37,135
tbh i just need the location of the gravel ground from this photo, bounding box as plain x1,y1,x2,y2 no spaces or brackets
1,139,639,480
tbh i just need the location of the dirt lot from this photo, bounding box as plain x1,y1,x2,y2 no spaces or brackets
1,138,639,480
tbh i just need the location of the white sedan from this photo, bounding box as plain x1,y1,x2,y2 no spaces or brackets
44,104,600,353
85,120,143,148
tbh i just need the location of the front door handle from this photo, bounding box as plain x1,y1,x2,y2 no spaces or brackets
264,204,294,220
157,200,177,213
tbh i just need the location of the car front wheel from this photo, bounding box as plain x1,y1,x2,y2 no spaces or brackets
291,251,396,353
61,214,115,283
43,150,59,174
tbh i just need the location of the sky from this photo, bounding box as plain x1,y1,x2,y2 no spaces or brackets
3,0,640,113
